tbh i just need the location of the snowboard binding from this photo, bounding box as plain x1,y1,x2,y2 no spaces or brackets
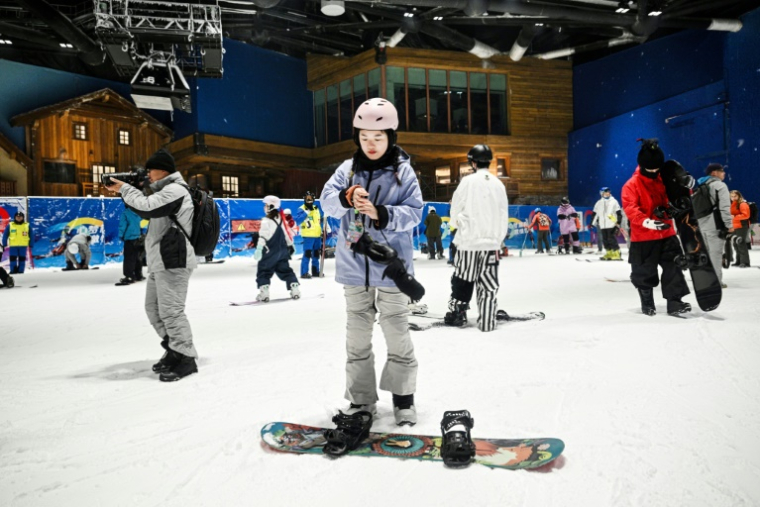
440,410,476,468
322,410,373,457
674,252,709,270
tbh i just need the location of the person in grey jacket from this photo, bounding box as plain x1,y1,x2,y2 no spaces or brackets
695,163,733,287
64,234,92,270
105,148,199,382
321,98,423,426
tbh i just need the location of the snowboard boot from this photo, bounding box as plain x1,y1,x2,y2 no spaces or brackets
440,410,476,468
323,410,373,457
5,276,15,288
437,252,445,260
572,246,584,254
289,282,301,299
408,301,428,315
115,277,134,286
392,394,417,426
444,302,468,327
601,250,613,261
256,285,270,302
345,402,377,416
609,250,622,261
301,272,312,279
667,299,692,316
638,288,656,316
312,266,320,277
152,337,181,373
159,353,198,382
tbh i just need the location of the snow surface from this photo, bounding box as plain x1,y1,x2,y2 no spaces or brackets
2,248,760,507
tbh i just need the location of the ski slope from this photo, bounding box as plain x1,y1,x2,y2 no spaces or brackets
2,248,759,507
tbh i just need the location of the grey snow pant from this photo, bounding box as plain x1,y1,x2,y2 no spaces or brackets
343,285,418,404
145,268,197,358
701,229,726,283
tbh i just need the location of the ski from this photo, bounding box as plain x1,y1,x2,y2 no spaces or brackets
230,293,325,306
409,310,545,331
201,260,226,264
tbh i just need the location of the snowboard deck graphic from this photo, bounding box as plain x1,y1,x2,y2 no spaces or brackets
230,293,325,306
408,311,545,331
261,422,564,470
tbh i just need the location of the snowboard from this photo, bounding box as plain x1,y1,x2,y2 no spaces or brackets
408,310,545,331
202,260,226,264
230,293,325,306
575,258,622,263
261,421,564,470
61,266,100,271
660,161,721,312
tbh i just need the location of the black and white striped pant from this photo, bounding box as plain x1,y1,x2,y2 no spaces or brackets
449,250,500,332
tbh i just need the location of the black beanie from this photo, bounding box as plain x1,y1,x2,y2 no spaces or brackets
637,138,665,170
705,163,725,175
146,148,176,173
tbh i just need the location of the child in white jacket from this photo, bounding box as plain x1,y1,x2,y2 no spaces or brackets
255,195,300,301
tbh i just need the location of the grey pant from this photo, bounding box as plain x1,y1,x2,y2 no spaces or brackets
701,229,726,282
343,285,418,404
65,244,91,266
145,268,197,357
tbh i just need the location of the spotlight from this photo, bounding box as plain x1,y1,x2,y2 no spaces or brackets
321,0,345,17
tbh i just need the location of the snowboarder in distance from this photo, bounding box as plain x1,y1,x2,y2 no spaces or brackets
294,191,323,279
557,197,582,254
444,143,510,332
63,234,92,270
320,97,423,426
254,195,300,302
621,138,691,316
591,187,623,261
3,211,33,274
527,208,552,254
424,207,444,260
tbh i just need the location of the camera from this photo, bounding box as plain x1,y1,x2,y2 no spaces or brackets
101,167,147,187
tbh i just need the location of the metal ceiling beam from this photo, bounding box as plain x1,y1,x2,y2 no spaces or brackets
0,20,60,48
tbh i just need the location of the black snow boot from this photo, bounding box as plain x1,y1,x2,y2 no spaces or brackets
301,272,312,279
667,299,692,316
638,288,656,316
152,337,181,373
159,353,198,382
573,246,583,254
312,266,320,277
5,276,15,288
444,303,468,327
63,261,76,271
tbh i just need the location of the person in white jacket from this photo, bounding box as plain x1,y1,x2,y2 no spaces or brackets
591,187,623,260
254,195,300,302
444,144,509,332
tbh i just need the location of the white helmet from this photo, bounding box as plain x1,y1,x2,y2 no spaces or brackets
263,195,281,212
67,242,79,254
353,98,399,131
284,208,292,215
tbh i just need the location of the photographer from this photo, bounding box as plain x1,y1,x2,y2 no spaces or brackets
320,98,424,426
105,148,199,382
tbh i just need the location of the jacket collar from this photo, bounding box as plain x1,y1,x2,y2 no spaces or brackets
150,171,185,192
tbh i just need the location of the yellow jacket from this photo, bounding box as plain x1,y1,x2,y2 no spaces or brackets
298,205,322,238
7,222,31,247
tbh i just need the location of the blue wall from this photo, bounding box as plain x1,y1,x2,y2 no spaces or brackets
175,39,314,148
569,11,760,208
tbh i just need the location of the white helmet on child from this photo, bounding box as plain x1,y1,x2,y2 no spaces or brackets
353,98,399,131
284,208,292,215
263,195,281,213
67,242,79,254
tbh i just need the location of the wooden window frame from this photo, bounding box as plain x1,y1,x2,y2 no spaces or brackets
118,128,131,146
222,175,240,197
540,157,566,181
73,122,88,141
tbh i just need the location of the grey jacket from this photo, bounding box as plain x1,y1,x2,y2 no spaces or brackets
119,172,197,272
696,176,733,234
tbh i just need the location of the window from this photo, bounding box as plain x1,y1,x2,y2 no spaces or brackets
368,68,381,99
459,161,473,181
429,69,448,133
435,165,451,184
223,175,239,197
314,89,326,147
496,158,510,178
407,68,427,132
44,161,76,183
92,164,116,192
353,74,367,110
470,72,488,135
339,79,353,141
386,67,407,131
489,74,508,135
326,85,339,144
73,122,87,140
541,158,562,180
118,129,131,146
449,71,468,133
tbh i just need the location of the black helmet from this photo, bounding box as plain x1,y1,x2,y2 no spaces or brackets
561,196,569,205
304,191,315,201
637,138,664,170
14,211,25,221
467,144,493,168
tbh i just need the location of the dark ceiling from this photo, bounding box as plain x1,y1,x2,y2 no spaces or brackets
0,0,756,82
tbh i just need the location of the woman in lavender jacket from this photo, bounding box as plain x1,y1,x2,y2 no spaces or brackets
557,196,582,254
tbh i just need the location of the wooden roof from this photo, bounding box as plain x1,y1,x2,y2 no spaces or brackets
0,131,33,171
10,88,172,138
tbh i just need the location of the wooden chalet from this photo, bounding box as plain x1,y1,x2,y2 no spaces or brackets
0,131,33,196
11,88,172,197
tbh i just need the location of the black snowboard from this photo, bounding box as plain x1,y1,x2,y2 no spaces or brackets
659,161,722,312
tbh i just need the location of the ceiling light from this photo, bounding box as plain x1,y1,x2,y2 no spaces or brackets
648,10,662,16
321,0,345,17
404,12,414,18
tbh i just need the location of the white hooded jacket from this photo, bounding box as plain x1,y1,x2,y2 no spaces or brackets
450,169,509,251
592,196,622,229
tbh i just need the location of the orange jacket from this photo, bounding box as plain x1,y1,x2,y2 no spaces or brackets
528,213,552,231
731,201,751,229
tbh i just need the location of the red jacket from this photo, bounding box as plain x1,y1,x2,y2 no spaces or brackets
528,213,552,231
731,201,751,229
622,167,678,242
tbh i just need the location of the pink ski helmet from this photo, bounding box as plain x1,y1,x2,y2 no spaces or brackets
353,98,399,131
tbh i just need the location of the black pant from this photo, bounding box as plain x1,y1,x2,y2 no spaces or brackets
0,266,9,285
536,230,551,252
628,236,690,300
426,235,443,257
730,226,751,265
123,239,143,279
602,228,620,251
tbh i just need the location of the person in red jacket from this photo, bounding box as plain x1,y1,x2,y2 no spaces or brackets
729,190,752,267
621,139,690,316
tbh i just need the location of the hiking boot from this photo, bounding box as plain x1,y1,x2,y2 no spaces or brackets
638,288,656,316
393,394,417,426
256,285,270,302
667,299,692,316
159,353,198,382
290,282,301,299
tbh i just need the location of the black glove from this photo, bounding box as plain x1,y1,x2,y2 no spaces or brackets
558,214,567,220
570,212,578,218
616,210,623,224
288,245,295,256
350,232,397,264
383,258,425,301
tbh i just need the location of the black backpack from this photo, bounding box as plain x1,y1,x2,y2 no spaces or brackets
171,184,220,257
691,181,716,220
747,202,758,224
